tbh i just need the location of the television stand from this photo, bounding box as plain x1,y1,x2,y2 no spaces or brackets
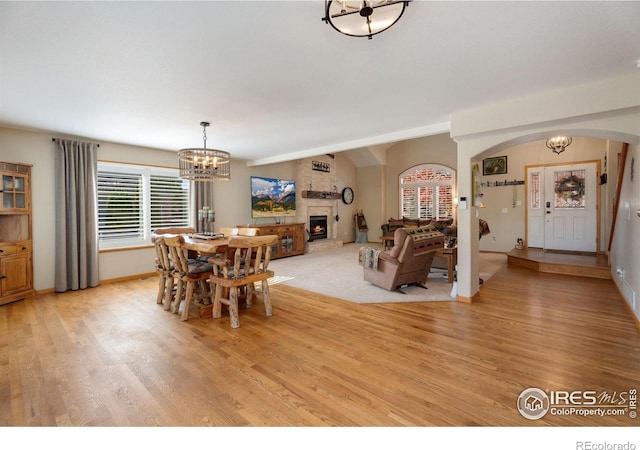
237,223,305,259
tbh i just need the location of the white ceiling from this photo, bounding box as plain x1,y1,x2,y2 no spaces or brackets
1,1,639,166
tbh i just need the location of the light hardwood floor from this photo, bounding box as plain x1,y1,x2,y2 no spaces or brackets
0,264,638,426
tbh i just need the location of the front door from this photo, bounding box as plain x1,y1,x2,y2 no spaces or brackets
527,162,598,252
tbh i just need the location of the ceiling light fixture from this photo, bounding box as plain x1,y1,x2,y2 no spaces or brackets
545,136,573,155
322,0,411,40
178,122,230,181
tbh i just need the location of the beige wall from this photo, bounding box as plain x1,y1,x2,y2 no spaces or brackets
333,152,359,242
0,125,359,291
355,165,384,243
0,126,181,289
477,137,612,253
4,72,638,317
354,133,458,242
452,72,640,317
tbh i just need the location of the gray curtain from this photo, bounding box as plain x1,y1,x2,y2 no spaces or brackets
191,181,214,232
54,139,99,292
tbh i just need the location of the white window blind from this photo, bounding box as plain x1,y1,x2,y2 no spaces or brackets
150,174,190,231
98,170,143,243
399,164,455,221
97,162,190,249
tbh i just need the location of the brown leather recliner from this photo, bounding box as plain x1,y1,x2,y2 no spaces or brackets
363,227,445,293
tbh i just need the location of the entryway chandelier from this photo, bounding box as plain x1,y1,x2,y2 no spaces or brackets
178,122,230,181
545,136,573,155
322,0,412,40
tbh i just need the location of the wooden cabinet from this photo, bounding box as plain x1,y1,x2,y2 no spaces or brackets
238,223,305,259
0,161,35,305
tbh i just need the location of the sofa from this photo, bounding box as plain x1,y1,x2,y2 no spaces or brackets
363,226,445,293
381,217,455,240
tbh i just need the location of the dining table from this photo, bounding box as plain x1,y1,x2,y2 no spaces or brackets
182,234,230,256
178,234,230,319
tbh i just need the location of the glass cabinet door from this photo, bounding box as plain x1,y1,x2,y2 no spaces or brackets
1,174,27,209
281,234,294,253
3,175,13,208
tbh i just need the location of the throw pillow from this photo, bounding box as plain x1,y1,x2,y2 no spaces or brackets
403,218,420,227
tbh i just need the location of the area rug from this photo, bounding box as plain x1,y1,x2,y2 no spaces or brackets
268,243,507,304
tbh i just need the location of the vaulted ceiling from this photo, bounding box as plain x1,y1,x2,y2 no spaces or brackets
1,1,639,166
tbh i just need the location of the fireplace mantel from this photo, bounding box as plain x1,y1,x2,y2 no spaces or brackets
301,190,341,200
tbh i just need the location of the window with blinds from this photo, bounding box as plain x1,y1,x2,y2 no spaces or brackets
150,174,190,230
399,164,455,221
97,162,190,249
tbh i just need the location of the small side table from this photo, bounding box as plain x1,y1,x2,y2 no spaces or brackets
379,235,394,250
435,246,457,283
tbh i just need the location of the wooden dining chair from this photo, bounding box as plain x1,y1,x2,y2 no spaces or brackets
238,227,259,236
151,234,175,308
219,227,239,236
153,226,196,235
208,234,278,328
152,227,196,310
163,234,214,321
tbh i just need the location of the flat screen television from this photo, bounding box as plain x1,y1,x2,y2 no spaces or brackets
250,176,296,218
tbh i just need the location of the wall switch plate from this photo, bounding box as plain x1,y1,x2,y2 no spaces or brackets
501,208,508,213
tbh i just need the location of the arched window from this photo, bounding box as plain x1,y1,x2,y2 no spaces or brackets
399,164,456,220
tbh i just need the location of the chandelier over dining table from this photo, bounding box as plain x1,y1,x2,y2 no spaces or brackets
178,122,231,181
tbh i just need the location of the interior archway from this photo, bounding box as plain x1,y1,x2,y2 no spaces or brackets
452,94,640,305
470,135,623,256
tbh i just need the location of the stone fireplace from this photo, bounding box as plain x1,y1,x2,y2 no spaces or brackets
296,155,343,253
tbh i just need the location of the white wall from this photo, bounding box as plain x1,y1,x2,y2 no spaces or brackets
610,144,640,318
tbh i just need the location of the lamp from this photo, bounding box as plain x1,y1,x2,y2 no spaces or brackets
322,0,411,40
178,122,230,181
545,136,573,155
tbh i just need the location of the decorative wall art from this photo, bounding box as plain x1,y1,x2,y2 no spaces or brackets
312,160,331,172
472,163,483,206
554,169,586,209
482,156,508,175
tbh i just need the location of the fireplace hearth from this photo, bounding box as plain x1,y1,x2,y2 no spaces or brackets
308,215,328,241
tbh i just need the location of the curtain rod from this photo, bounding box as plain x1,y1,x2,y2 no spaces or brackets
52,137,100,147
